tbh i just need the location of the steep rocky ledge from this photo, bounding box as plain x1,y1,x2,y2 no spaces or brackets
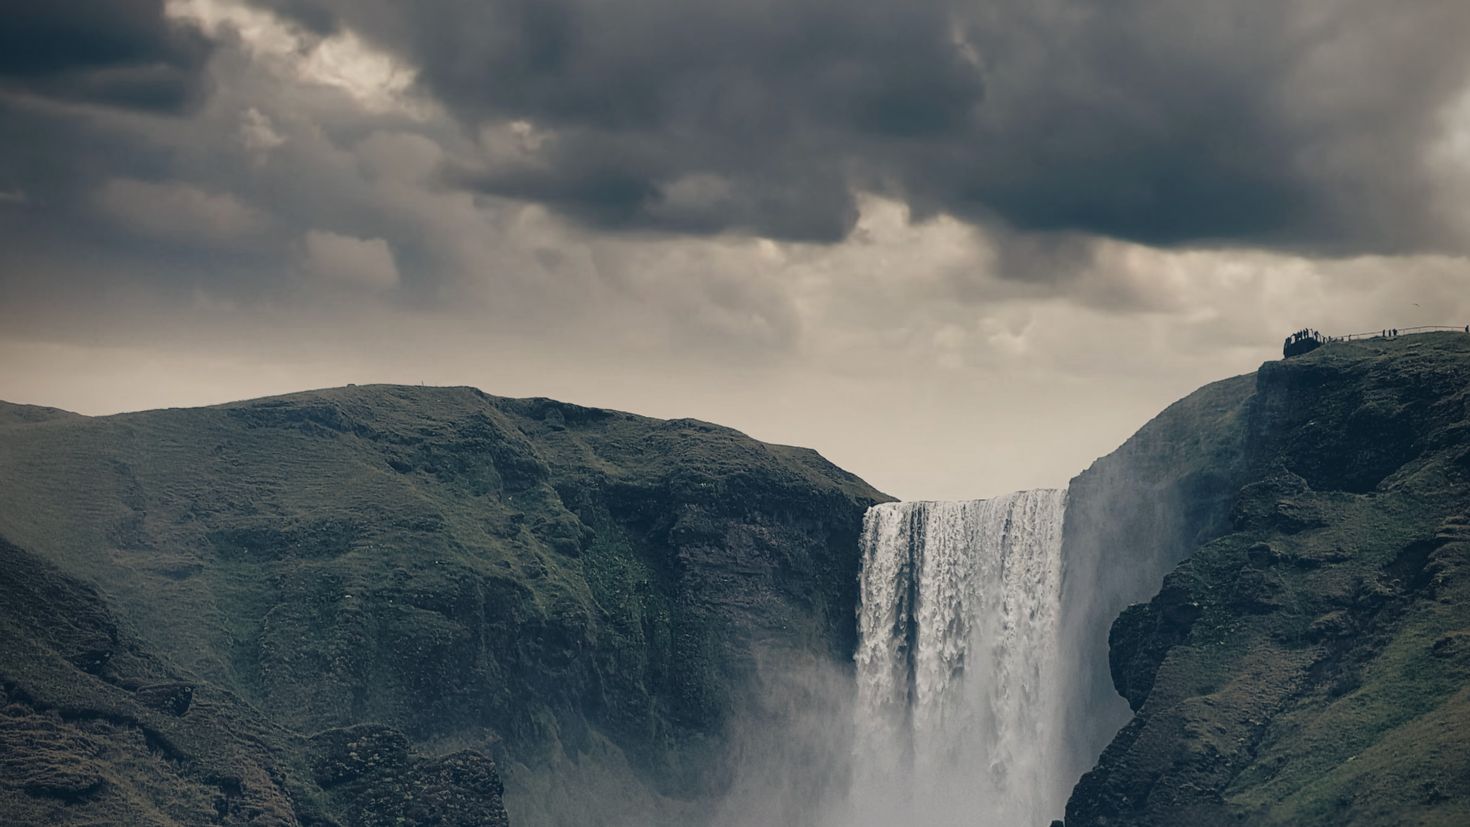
0,387,886,826
1063,333,1470,826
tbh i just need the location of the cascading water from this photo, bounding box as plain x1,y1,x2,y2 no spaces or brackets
848,490,1068,827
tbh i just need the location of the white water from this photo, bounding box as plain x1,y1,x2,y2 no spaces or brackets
848,490,1068,827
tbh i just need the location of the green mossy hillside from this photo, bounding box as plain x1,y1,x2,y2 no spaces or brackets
1065,333,1470,827
0,535,512,826
0,385,885,825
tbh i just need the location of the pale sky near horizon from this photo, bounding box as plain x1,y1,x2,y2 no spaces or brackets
4,1,1470,500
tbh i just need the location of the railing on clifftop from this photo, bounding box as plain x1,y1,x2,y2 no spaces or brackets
1284,324,1470,358
1331,325,1469,342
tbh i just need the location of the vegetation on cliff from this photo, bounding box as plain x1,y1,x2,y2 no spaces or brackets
0,386,885,826
1064,333,1470,826
6,335,1467,827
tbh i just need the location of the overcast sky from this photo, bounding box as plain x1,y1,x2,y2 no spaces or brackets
3,1,1470,500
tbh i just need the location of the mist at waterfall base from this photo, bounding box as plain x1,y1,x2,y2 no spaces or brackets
710,491,1085,827
709,481,1170,827
518,479,1178,827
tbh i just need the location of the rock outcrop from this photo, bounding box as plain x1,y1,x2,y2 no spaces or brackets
309,724,510,827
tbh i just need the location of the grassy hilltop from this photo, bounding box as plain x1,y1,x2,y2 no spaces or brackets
0,385,885,826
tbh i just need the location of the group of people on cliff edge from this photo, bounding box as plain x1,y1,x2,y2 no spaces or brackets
1285,324,1470,358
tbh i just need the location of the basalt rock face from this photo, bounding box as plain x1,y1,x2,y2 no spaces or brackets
0,387,885,825
1064,333,1470,827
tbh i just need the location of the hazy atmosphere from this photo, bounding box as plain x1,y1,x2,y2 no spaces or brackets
5,0,1470,500
6,5,1470,827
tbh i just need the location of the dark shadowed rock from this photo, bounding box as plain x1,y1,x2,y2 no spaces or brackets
133,682,193,716
310,724,510,827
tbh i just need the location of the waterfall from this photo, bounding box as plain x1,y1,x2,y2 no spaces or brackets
848,490,1068,827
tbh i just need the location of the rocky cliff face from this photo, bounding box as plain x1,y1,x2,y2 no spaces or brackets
1063,333,1470,826
0,386,885,826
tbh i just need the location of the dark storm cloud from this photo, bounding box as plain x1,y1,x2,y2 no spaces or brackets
266,0,985,242
260,0,1470,253
454,130,863,241
0,1,213,113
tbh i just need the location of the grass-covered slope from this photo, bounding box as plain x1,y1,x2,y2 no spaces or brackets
0,385,886,825
1064,333,1470,826
0,535,511,827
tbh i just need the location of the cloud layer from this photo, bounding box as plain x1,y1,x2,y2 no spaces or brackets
1,1,213,112
257,0,1470,252
1,0,1469,499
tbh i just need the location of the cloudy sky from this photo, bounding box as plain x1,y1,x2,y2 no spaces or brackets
3,1,1470,499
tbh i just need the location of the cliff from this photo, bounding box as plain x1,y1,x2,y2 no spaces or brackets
0,386,886,826
1063,332,1470,826
7,335,1466,827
